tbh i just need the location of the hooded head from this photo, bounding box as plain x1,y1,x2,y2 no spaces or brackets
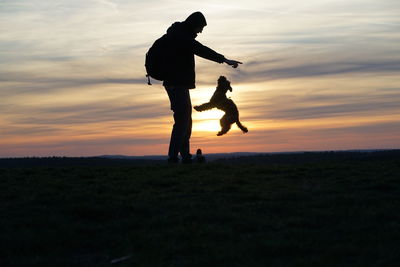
184,12,207,33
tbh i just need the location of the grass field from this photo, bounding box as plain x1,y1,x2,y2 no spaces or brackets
1,151,399,266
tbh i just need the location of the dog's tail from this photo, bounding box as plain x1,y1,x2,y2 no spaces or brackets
236,121,248,133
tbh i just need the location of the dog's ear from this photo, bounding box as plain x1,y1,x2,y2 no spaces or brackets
221,77,232,92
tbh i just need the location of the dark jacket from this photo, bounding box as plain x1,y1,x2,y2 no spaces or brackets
162,22,225,89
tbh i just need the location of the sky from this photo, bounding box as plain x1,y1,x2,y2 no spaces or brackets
1,0,399,157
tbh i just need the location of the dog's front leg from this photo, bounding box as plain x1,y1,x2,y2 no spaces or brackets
194,102,214,112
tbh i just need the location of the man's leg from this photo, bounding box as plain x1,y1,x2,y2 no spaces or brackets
180,110,192,161
165,86,192,162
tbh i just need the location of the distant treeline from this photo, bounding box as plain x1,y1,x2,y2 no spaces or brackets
0,157,165,168
0,150,399,168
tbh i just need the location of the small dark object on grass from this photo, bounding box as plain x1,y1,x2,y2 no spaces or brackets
194,76,248,136
195,148,206,163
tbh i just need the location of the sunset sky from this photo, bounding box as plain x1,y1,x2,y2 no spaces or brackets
1,0,399,157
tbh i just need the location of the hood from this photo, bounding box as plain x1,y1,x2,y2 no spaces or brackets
166,12,206,37
184,11,207,30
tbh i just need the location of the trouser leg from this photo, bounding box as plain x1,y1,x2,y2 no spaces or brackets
171,111,192,159
165,86,192,160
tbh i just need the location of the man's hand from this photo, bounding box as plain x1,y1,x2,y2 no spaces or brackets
224,59,243,68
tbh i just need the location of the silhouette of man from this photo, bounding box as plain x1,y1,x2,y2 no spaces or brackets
163,11,242,163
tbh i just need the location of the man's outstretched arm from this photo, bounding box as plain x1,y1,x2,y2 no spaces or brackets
193,40,242,68
224,58,243,68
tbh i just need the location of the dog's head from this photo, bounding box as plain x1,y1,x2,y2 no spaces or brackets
217,76,232,92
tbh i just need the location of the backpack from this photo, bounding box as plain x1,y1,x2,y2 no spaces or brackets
145,35,169,85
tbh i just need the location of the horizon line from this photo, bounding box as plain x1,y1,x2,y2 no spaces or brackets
1,148,399,159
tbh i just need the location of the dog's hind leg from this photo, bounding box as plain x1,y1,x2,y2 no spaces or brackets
217,115,231,136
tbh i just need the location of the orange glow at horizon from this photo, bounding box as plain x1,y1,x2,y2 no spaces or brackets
1,0,400,157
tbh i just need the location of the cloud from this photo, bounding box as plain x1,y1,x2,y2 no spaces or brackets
0,71,146,96
243,90,400,121
201,120,400,151
5,99,169,127
226,59,400,84
317,121,400,136
1,125,64,136
0,135,169,157
270,100,399,120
